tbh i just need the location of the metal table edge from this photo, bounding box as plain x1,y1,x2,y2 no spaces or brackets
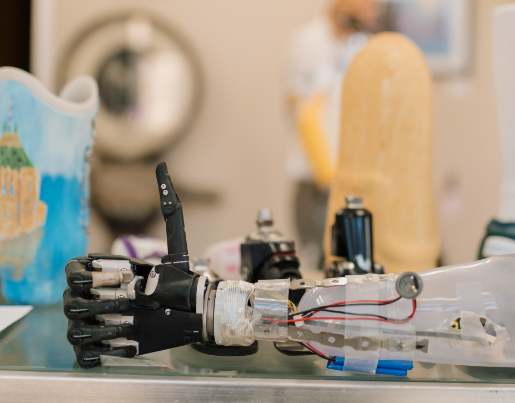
1,370,515,402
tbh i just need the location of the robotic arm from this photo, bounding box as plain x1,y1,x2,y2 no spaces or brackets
64,162,515,374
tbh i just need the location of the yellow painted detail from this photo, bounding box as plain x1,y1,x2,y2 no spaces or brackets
0,132,22,148
296,93,334,189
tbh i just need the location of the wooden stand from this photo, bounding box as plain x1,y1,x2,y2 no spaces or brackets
324,32,439,274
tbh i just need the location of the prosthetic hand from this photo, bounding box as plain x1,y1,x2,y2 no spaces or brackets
64,162,206,368
63,253,204,368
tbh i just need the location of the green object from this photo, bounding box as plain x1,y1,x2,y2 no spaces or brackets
0,131,34,169
478,219,515,259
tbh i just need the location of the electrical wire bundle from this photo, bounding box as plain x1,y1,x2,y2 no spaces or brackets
268,294,418,362
301,341,335,362
286,297,417,362
267,296,417,325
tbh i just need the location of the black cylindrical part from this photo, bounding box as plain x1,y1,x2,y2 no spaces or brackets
331,202,374,274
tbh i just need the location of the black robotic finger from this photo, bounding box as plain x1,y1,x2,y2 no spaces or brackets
156,161,180,216
63,288,132,320
156,162,190,271
87,253,154,272
66,254,154,294
65,259,94,292
67,319,133,346
74,344,137,369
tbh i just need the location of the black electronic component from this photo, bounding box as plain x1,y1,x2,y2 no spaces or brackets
396,272,423,299
240,209,302,284
327,196,384,277
241,241,301,283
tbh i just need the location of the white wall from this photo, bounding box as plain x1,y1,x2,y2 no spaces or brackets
432,0,514,265
45,0,515,268
50,0,330,262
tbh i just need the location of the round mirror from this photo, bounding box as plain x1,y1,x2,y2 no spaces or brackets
61,14,201,160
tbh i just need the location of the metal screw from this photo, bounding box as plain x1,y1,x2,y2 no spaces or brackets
345,196,363,209
118,295,124,299
256,208,273,227
150,271,156,278
161,184,166,189
241,266,250,279
165,309,171,316
125,321,130,324
163,190,168,195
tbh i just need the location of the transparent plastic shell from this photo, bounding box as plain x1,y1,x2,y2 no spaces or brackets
297,255,515,367
213,280,256,346
252,279,289,341
213,279,289,346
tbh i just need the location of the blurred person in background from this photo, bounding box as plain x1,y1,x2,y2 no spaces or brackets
286,0,379,272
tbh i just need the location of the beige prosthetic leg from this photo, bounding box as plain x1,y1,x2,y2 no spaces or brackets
324,32,439,274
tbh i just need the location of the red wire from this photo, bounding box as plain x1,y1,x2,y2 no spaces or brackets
305,343,335,362
328,297,400,305
265,299,416,325
304,297,402,318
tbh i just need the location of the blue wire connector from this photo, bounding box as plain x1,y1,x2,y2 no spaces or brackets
327,357,413,377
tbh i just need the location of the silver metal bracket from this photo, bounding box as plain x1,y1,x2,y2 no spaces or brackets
288,326,345,347
287,326,428,353
289,277,347,290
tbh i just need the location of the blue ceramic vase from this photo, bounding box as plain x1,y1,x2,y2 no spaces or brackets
0,67,98,305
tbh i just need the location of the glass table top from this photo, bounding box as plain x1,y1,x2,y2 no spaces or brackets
1,305,515,384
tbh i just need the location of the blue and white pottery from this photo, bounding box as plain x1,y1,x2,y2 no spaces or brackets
0,67,98,305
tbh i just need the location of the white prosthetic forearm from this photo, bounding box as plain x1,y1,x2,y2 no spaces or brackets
209,255,515,369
